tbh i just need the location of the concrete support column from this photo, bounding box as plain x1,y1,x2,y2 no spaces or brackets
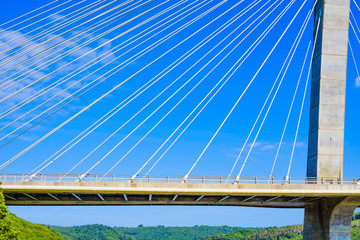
303,197,359,240
307,0,350,180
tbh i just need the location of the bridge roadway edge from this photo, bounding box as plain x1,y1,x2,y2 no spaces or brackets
1,181,360,208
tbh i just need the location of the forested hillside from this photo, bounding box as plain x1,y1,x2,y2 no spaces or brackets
51,224,133,240
0,188,62,240
50,213,360,240
203,225,303,240
205,213,360,240
50,225,240,240
6,213,63,240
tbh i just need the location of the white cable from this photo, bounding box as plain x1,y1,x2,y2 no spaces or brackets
0,0,228,171
0,0,73,38
0,0,169,104
44,0,254,180
134,0,287,180
350,21,360,46
349,40,360,82
102,0,271,181
353,0,360,13
286,17,321,178
0,0,89,50
235,0,309,181
72,0,248,180
236,9,312,180
141,0,288,180
232,0,315,180
0,0,124,64
350,12,360,82
0,0,60,31
0,0,148,88
269,0,319,177
350,10,360,38
0,0,108,56
0,0,143,88
183,0,302,181
0,0,124,69
30,0,256,179
0,0,121,64
0,0,210,141
269,41,311,180
0,0,204,120
0,0,189,116
25,0,213,179
0,0,217,150
0,0,189,141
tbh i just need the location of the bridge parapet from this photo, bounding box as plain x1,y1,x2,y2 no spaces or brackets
1,174,360,185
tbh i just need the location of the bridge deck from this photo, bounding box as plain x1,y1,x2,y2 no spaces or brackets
2,177,360,208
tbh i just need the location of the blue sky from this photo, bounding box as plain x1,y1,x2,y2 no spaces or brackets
0,0,359,227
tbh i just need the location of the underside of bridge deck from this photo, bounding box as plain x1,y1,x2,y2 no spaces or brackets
3,192,319,208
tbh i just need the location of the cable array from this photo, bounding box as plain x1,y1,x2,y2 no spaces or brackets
0,0,338,181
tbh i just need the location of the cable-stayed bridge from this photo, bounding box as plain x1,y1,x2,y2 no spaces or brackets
0,0,360,239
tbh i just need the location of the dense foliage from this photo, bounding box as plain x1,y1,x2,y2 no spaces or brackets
48,217,360,240
3,199,360,240
0,188,17,239
51,224,133,240
204,225,303,240
0,187,62,240
50,225,240,240
48,213,360,240
118,225,240,240
351,213,360,240
5,211,360,239
6,213,62,240
205,213,360,240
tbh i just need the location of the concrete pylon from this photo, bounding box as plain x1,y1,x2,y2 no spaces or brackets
304,0,353,239
307,0,350,181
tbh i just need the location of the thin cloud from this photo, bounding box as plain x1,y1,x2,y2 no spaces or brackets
0,22,118,118
260,144,276,151
355,77,360,88
0,17,121,142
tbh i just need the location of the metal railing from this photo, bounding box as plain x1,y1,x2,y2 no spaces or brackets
0,174,359,185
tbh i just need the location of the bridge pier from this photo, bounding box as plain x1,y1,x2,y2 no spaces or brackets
303,197,359,240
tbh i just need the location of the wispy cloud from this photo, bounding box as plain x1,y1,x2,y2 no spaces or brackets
355,77,360,88
282,141,307,148
260,144,276,151
229,141,307,156
0,15,119,136
245,142,262,149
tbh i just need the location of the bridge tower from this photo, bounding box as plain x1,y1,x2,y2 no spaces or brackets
304,0,357,239
307,0,350,183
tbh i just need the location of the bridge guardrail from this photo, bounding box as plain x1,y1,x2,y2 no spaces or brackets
0,174,359,185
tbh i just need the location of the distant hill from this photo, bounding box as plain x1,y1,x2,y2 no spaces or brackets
50,224,134,240
50,225,240,240
6,211,360,239
203,225,303,240
205,212,360,240
48,212,360,240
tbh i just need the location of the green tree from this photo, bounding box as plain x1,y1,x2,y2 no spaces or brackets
0,187,18,239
